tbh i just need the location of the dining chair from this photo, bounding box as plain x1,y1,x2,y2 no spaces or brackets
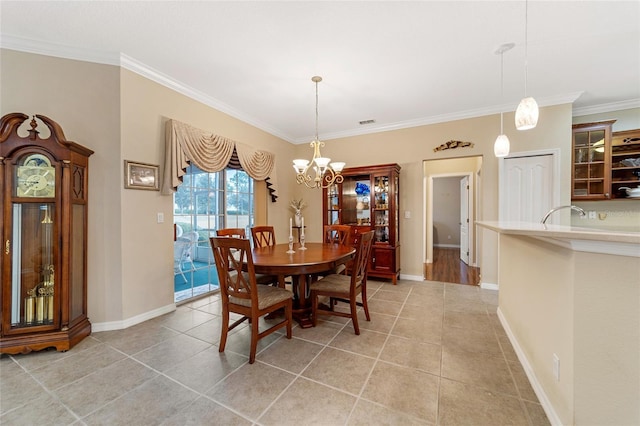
250,225,276,248
324,224,352,246
249,225,289,287
322,224,352,275
210,236,293,364
215,228,280,286
310,230,374,335
216,227,246,238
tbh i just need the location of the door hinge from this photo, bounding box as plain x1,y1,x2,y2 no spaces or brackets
5,239,9,255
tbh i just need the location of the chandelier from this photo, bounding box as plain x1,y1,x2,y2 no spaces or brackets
293,76,345,189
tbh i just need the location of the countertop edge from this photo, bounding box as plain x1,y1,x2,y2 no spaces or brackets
476,221,640,257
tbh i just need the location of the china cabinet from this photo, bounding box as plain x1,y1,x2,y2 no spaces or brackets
571,121,613,200
610,129,640,199
323,163,400,284
1,113,93,354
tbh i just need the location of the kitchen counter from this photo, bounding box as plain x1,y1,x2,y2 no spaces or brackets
477,220,640,425
477,221,640,257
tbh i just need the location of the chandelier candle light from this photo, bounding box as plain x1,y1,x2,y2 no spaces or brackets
293,76,345,189
515,0,539,130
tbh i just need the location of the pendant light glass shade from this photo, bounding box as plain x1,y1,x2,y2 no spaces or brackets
515,96,539,130
494,134,510,157
515,0,538,130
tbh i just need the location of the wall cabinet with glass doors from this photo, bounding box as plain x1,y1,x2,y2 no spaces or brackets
571,121,613,200
322,163,400,284
1,113,93,354
572,121,640,200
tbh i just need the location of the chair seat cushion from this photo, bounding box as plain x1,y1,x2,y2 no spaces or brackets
310,274,358,294
230,284,292,310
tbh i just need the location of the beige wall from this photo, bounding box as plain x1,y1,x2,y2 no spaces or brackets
118,69,298,321
0,49,301,325
432,177,461,246
1,49,124,324
498,233,640,425
320,105,573,284
5,49,632,327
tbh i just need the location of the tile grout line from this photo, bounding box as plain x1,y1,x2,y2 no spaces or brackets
344,281,415,425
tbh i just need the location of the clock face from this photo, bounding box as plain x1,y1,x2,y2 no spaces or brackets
16,154,56,198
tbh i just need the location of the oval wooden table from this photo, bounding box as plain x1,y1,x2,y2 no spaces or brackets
251,242,355,328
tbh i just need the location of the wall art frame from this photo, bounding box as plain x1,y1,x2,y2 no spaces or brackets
124,160,159,190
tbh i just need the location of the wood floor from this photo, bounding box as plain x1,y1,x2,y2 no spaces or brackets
424,247,480,286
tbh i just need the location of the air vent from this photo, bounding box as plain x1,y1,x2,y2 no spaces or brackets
359,119,376,125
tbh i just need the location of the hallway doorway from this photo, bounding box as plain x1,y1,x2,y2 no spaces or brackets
424,156,483,284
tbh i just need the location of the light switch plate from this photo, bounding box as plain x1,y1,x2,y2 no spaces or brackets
157,212,164,223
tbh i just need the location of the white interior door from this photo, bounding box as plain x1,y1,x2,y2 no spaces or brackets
502,154,554,222
459,176,469,264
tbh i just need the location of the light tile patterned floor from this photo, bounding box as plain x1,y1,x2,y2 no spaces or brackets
0,279,550,425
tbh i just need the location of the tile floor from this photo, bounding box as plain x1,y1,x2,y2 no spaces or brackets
0,279,550,425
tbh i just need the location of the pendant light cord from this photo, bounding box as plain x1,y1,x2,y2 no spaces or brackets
315,79,319,141
524,0,529,97
500,50,504,133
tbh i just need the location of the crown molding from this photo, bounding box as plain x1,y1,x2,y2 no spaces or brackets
1,34,293,142
572,98,640,117
300,92,585,144
119,54,292,142
3,34,635,144
0,34,120,65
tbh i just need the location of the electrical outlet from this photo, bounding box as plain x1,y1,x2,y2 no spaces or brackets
553,353,560,381
588,211,596,219
404,210,411,219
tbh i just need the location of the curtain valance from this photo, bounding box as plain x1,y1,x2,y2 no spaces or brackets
161,119,278,201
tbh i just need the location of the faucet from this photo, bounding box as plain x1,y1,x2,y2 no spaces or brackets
541,205,586,224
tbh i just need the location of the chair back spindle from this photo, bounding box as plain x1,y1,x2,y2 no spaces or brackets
251,226,276,248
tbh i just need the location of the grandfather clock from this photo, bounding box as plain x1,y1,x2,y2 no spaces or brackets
1,113,93,354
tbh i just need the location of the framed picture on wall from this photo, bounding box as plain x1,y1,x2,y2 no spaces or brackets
124,160,159,190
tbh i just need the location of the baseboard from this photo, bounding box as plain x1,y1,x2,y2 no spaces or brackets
480,281,499,290
91,303,176,332
399,273,424,282
496,307,563,426
433,244,461,249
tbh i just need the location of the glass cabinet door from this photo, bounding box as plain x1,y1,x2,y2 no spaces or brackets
326,182,341,225
373,175,390,243
342,175,371,226
9,202,57,330
572,122,612,199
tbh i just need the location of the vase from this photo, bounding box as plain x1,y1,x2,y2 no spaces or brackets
294,211,302,227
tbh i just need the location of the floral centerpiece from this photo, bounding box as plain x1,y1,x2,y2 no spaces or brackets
290,198,306,227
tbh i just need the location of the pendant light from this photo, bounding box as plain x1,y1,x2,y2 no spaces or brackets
515,0,539,130
494,43,514,157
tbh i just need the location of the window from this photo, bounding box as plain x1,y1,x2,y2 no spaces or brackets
173,164,254,302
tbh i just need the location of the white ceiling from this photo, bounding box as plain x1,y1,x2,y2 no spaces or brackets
1,1,639,144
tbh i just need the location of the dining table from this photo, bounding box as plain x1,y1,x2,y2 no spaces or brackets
251,242,355,328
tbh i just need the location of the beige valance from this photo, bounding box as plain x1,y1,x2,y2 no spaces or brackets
161,119,278,201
